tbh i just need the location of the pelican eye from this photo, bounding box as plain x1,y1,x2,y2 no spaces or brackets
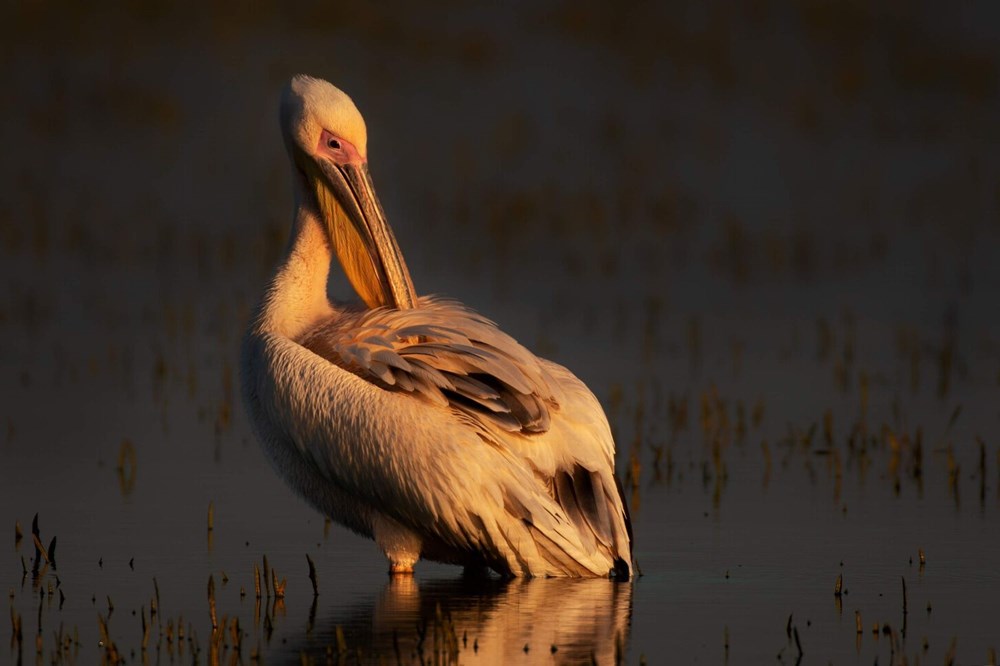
327,138,342,150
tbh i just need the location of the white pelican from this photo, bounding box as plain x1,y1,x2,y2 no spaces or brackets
241,75,632,578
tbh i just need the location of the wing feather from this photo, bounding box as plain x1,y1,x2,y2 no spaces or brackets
391,369,414,392
370,348,412,373
298,296,560,435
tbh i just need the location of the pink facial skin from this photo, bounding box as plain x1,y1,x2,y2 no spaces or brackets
317,129,365,165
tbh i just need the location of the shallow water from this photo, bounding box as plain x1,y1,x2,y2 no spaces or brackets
3,3,1000,664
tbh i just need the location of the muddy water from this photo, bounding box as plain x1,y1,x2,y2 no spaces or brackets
2,3,1000,664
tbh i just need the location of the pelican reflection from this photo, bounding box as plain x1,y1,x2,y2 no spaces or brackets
300,575,632,664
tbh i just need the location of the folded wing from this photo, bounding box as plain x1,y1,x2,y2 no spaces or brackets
298,296,564,435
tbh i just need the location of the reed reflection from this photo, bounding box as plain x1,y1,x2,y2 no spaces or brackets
301,574,633,664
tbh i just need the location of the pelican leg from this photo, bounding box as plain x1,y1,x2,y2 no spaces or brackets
373,515,421,575
389,561,415,575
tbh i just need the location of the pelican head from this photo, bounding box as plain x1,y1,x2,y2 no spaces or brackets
281,75,417,310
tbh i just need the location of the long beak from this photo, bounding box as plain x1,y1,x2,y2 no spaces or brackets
315,160,417,310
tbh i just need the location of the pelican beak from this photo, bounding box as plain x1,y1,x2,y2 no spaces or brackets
314,160,417,310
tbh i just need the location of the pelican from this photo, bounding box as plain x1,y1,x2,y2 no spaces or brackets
241,75,632,578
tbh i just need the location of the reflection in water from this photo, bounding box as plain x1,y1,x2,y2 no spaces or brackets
299,575,632,664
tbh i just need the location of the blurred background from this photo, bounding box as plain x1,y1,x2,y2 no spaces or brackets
2,1,999,664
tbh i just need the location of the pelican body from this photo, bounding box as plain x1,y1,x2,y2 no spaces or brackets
241,76,632,578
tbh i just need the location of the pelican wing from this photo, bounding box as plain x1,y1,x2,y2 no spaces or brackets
290,296,631,576
298,296,563,434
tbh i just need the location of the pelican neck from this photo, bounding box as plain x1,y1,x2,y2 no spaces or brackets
253,205,335,340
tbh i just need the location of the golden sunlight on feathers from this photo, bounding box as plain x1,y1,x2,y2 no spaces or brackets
281,74,368,157
241,75,632,578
